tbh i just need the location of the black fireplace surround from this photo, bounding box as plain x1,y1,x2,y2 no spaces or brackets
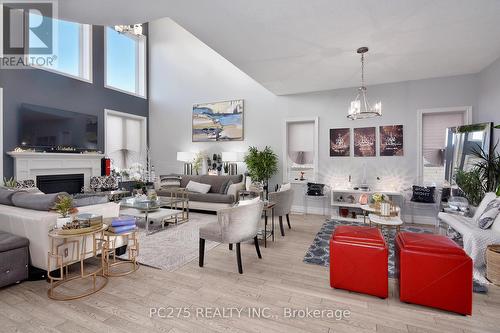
36,174,84,194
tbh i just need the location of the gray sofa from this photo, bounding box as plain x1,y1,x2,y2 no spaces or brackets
156,175,245,211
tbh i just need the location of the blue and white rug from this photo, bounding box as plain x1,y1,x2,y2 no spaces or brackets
303,219,488,293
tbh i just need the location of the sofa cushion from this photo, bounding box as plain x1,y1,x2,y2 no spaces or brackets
0,188,24,206
478,198,500,229
11,192,69,211
186,181,211,194
186,192,235,204
73,195,109,207
180,175,243,193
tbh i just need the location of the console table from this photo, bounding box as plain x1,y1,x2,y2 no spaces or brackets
331,188,403,223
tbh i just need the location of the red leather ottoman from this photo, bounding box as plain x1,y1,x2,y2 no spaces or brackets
330,225,388,298
395,232,472,315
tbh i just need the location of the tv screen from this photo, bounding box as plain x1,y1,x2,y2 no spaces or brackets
19,103,98,151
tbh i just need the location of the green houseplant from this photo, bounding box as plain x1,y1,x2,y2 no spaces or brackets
53,195,76,229
455,169,485,207
3,177,18,189
244,146,278,198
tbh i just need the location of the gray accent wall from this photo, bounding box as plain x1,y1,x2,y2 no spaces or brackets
0,25,149,178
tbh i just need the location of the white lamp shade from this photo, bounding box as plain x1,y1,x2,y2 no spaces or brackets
222,152,244,162
177,152,196,162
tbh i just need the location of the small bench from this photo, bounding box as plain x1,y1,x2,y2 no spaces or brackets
0,231,29,288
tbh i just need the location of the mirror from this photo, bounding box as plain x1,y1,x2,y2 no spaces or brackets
444,122,492,183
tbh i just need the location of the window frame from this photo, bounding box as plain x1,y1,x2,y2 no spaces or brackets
28,15,93,83
104,27,147,99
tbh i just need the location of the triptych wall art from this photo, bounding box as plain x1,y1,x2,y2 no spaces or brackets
329,125,404,157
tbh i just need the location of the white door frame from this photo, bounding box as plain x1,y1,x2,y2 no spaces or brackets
416,106,472,184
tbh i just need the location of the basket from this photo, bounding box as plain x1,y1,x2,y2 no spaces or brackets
486,245,500,286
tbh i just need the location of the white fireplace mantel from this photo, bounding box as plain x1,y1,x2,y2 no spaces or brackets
7,151,104,188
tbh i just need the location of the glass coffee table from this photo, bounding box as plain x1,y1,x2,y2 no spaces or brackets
119,197,186,235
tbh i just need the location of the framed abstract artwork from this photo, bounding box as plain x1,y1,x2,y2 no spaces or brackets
192,99,244,142
330,128,350,156
353,127,376,157
380,125,404,156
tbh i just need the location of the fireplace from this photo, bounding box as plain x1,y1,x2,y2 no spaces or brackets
36,174,84,194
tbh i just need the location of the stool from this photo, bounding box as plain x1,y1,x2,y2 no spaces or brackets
330,225,388,298
0,231,29,288
395,232,472,315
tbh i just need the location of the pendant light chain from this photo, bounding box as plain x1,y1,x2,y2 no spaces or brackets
361,52,365,88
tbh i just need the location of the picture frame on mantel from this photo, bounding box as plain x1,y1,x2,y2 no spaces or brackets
192,99,244,142
353,127,376,157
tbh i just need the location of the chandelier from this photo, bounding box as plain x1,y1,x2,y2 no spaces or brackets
114,24,144,36
347,47,382,120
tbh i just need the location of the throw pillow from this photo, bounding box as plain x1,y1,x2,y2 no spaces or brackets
411,186,435,203
186,180,211,194
220,180,233,194
238,197,261,206
160,175,181,188
478,198,500,229
279,182,292,192
473,192,498,223
12,191,69,211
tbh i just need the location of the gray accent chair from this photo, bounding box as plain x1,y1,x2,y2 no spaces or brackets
199,201,264,274
268,188,294,236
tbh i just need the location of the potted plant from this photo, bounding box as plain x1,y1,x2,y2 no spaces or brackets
53,195,77,229
3,177,18,189
193,152,204,175
244,146,278,199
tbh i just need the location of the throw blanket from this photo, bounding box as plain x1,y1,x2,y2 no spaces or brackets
439,212,500,284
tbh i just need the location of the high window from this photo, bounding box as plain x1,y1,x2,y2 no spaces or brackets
105,27,147,98
29,13,92,81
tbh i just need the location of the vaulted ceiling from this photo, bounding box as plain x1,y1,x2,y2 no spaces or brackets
60,0,500,95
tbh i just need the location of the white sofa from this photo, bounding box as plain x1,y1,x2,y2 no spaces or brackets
0,202,121,271
438,192,500,283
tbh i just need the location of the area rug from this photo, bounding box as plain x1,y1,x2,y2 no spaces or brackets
303,219,488,293
120,213,219,271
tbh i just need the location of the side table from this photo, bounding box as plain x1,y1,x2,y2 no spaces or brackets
47,225,108,301
103,227,139,277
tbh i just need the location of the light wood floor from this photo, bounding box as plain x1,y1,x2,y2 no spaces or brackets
1,214,499,333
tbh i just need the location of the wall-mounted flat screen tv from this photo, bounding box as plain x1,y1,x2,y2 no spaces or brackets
18,103,98,151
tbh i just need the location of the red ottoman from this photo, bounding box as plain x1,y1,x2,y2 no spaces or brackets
330,225,388,298
395,232,472,315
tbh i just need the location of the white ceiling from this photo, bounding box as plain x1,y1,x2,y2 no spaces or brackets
60,0,500,95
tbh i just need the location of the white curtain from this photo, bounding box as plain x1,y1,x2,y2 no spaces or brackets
106,113,145,170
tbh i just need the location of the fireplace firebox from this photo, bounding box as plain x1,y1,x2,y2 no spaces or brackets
36,174,84,194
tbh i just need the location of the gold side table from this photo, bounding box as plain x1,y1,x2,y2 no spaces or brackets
103,228,139,277
47,224,108,301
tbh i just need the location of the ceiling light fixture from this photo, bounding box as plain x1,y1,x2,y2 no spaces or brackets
114,24,144,36
347,47,382,120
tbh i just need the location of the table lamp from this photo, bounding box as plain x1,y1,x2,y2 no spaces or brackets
177,152,196,175
221,152,244,175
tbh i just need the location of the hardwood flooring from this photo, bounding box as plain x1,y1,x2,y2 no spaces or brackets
1,214,499,333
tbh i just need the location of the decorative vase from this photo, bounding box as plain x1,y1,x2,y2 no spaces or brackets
56,217,72,229
380,202,390,216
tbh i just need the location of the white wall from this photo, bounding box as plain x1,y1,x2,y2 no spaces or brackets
150,18,491,196
478,57,500,145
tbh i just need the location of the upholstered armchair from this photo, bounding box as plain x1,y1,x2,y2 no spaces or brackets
268,188,294,236
199,200,264,274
